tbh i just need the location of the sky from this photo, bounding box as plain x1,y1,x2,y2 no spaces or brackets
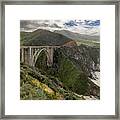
20,20,100,36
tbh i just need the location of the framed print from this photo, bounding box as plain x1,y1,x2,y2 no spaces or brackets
0,0,119,119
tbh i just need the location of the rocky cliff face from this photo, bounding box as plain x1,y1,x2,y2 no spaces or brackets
60,44,100,78
52,44,100,98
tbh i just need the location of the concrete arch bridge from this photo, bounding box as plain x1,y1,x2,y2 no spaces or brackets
20,46,60,67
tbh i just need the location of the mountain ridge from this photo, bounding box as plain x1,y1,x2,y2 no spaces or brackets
21,29,76,46
54,30,100,41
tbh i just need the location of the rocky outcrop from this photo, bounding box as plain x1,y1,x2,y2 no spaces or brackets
62,40,77,47
60,44,100,78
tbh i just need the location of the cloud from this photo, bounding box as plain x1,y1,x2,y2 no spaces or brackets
20,20,100,36
64,20,100,28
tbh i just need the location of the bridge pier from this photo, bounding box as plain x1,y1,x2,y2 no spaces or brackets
21,48,24,63
46,47,53,66
28,47,32,66
24,48,29,64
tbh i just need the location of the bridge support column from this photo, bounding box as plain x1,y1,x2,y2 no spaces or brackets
28,47,32,66
31,48,34,66
21,48,24,63
47,47,53,66
24,48,29,64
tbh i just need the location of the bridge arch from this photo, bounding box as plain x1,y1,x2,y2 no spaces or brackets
31,48,52,67
20,46,56,67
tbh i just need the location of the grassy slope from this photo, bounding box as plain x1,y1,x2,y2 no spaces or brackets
20,63,84,100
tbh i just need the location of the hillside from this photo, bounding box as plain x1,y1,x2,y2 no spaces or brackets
20,63,85,100
20,44,100,100
21,29,75,46
53,45,100,97
54,30,100,41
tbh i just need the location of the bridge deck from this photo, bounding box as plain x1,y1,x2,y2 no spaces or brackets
20,46,61,48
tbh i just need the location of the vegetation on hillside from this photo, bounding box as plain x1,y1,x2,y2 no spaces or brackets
20,63,85,100
20,29,74,46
